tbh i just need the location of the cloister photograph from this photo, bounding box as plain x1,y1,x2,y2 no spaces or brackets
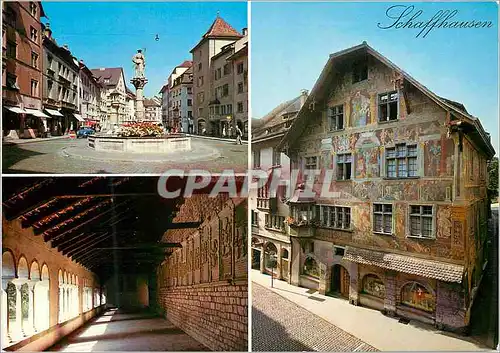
2,176,248,352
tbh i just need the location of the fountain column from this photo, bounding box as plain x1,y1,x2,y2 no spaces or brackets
131,77,148,122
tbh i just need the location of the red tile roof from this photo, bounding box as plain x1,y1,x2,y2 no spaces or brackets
89,67,124,87
177,60,193,68
203,16,242,39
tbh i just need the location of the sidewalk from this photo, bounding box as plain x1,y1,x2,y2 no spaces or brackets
3,135,71,145
188,134,248,144
251,269,489,351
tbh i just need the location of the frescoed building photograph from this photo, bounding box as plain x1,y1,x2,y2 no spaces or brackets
2,2,248,174
250,2,498,351
1,176,248,351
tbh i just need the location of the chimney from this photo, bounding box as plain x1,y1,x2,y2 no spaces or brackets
242,28,248,36
300,89,309,107
43,22,52,39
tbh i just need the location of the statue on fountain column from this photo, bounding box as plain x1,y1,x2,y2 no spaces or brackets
132,49,146,78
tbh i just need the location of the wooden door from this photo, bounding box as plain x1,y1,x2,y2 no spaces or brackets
339,266,350,298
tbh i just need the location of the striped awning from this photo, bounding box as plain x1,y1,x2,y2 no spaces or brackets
45,109,64,117
73,114,85,122
25,108,50,118
4,106,26,114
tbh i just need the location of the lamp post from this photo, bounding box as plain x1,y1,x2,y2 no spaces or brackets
270,254,277,288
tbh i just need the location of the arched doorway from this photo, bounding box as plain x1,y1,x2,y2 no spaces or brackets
197,119,206,134
251,237,263,270
331,264,350,298
264,243,278,275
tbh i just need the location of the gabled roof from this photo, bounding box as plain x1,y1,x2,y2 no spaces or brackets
190,16,242,53
177,60,193,68
279,42,495,158
203,16,242,39
253,94,305,142
90,67,125,87
144,98,161,107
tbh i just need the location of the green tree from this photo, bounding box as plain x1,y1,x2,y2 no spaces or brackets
487,156,499,203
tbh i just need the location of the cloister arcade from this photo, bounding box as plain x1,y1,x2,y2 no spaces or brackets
1,250,104,349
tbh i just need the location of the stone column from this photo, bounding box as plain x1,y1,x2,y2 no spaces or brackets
277,244,283,280
58,285,63,323
383,270,397,317
290,238,301,286
11,281,23,340
1,279,10,348
259,248,265,274
131,77,148,122
26,281,36,334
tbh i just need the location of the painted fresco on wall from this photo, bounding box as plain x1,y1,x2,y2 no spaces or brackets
350,91,371,127
332,134,356,153
381,182,418,201
394,203,405,237
424,139,442,177
437,206,452,239
420,180,450,201
355,148,380,179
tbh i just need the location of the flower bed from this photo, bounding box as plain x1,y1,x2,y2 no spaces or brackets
118,122,164,138
285,216,319,227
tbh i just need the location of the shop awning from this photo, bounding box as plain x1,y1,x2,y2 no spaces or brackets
25,108,51,118
4,106,27,114
343,246,464,283
73,114,85,122
45,109,64,117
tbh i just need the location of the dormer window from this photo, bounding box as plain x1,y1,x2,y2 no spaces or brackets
352,60,368,83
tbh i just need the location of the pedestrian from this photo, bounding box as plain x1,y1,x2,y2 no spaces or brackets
222,127,226,137
235,125,242,145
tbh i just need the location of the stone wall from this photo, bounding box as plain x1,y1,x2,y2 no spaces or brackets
157,196,248,351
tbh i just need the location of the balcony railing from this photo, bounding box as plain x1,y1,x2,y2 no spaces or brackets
256,197,277,212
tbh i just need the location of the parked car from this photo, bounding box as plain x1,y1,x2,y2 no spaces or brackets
76,127,95,138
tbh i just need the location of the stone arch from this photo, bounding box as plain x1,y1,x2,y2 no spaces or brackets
30,260,41,281
2,250,16,279
303,255,320,279
17,256,29,279
41,264,49,281
330,263,350,298
361,273,386,298
400,281,436,313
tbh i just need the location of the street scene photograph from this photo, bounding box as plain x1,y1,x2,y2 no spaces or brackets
250,1,498,351
2,1,248,174
2,176,248,351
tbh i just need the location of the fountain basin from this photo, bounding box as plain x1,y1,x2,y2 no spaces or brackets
88,134,191,153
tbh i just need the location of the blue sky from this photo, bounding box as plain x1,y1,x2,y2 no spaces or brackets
251,2,498,152
42,2,247,97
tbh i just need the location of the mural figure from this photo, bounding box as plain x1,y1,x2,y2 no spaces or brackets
424,140,442,177
350,91,371,127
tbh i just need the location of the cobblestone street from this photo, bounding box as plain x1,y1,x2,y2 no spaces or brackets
252,283,378,352
2,136,247,174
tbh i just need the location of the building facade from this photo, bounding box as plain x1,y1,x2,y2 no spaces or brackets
2,1,48,138
78,60,102,128
90,67,127,129
250,91,308,277
42,24,82,135
262,43,495,333
190,16,243,135
228,30,248,138
159,83,169,127
143,98,161,123
169,66,193,132
125,87,136,123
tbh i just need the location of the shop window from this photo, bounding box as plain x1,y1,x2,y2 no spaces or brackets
373,204,392,234
362,274,385,298
378,91,398,122
386,143,417,178
401,282,435,312
329,104,344,131
303,257,319,278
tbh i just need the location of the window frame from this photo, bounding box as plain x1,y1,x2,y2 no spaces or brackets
30,26,38,42
385,143,418,179
373,203,393,235
265,214,285,232
6,41,17,59
407,204,436,239
328,104,344,131
378,91,399,122
31,51,38,68
336,153,352,181
316,205,351,231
